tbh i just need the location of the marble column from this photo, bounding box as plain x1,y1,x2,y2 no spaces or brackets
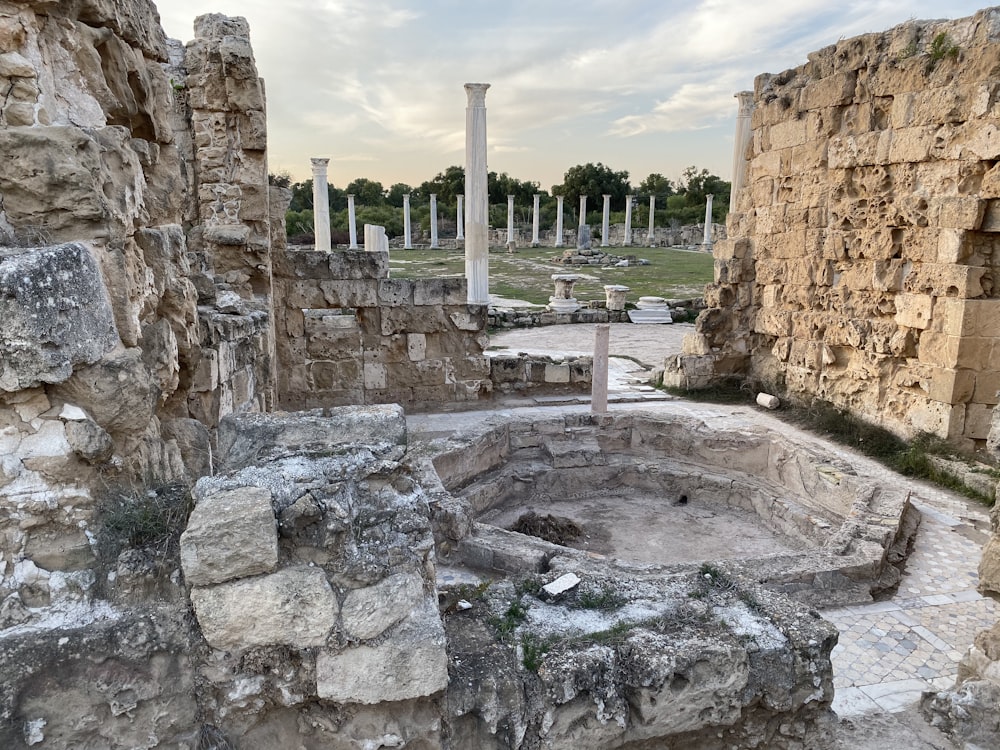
403,193,412,249
364,224,388,253
578,195,587,227
531,194,540,246
347,194,358,249
429,193,439,248
591,323,610,415
506,194,516,249
731,91,755,212
456,195,464,240
601,194,611,247
646,195,656,245
555,195,565,247
310,157,331,252
623,195,633,246
464,82,490,304
703,193,714,249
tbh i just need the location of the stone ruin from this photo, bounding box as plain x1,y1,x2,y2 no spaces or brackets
667,6,1000,745
1,0,999,747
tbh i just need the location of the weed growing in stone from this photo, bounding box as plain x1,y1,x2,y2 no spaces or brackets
572,586,626,611
96,482,193,564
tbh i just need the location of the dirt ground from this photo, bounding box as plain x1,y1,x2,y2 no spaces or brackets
481,492,808,565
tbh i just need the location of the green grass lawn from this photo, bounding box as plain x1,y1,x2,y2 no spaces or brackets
388,246,715,305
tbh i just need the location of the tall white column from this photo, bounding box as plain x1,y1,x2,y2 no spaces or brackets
703,193,714,249
623,195,634,246
464,82,490,305
310,157,331,252
429,193,439,248
347,193,358,249
731,91,755,212
646,195,655,245
456,194,464,240
578,195,587,227
506,194,516,249
403,193,412,249
531,194,540,246
555,195,565,247
601,194,611,247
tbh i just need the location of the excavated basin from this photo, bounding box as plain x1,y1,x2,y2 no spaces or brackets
428,409,919,607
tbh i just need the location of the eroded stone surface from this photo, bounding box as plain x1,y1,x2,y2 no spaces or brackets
181,486,278,586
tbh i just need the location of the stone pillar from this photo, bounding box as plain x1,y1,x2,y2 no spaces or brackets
548,274,581,313
579,195,587,227
702,194,714,250
555,195,565,247
506,194,516,250
310,157,331,252
531,194,540,247
364,224,388,253
429,193,439,248
347,194,358,249
592,323,610,415
604,284,630,311
731,91,755,212
464,83,490,305
647,195,656,245
456,194,464,240
403,193,412,249
623,195,633,246
601,194,611,247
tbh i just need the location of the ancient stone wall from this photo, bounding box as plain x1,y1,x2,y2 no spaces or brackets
273,248,492,409
667,8,1000,450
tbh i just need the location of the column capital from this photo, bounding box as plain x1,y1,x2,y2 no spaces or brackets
736,90,755,116
347,193,355,199
464,82,490,107
310,157,330,173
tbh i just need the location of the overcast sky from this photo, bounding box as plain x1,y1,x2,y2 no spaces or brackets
157,1,987,192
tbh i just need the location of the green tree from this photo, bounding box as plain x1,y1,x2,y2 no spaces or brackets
345,177,385,206
638,173,675,203
386,182,413,208
552,162,630,220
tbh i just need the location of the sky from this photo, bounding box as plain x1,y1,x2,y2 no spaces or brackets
157,1,989,192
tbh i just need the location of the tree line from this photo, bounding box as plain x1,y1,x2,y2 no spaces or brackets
271,163,730,242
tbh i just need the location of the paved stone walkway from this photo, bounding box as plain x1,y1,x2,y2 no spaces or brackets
424,322,998,735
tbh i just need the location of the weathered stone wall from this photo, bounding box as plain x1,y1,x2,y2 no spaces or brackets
273,248,492,409
667,8,1000,450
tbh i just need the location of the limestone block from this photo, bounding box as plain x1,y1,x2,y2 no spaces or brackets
965,403,993,440
753,309,792,338
903,263,986,298
191,566,337,651
64,418,114,463
378,279,413,306
0,51,35,77
0,244,118,391
448,309,487,332
894,293,933,329
380,306,451,336
311,360,362,391
935,197,986,230
937,229,971,264
162,418,213,479
769,119,808,149
319,279,378,308
973,371,1000,405
215,405,407,471
364,362,388,390
981,200,1000,232
801,71,856,110
341,571,426,641
413,278,467,306
316,597,448,704
181,487,277,586
286,280,326,308
203,224,250,246
51,348,156,434
978,536,1000,596
305,321,362,360
407,333,427,362
544,364,571,383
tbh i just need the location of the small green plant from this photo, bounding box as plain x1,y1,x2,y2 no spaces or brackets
928,32,960,63
897,41,918,60
520,632,554,672
96,483,193,563
573,586,626,611
489,599,530,640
